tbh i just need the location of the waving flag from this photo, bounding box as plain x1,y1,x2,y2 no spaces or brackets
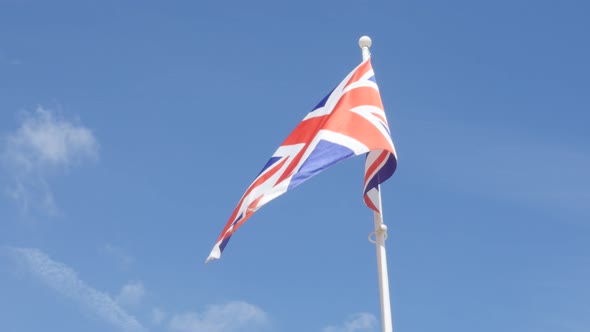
206,59,397,262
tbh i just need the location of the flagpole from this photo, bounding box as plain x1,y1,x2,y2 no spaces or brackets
359,36,394,332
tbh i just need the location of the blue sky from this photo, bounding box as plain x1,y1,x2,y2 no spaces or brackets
1,1,589,331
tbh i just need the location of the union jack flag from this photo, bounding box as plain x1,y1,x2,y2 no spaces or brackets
206,59,397,262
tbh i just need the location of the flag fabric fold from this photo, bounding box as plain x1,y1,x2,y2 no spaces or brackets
206,58,397,263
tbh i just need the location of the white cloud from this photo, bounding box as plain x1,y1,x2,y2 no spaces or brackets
322,313,378,332
169,301,269,332
1,107,98,215
4,178,58,215
152,307,166,325
8,247,145,332
5,107,98,167
117,281,146,308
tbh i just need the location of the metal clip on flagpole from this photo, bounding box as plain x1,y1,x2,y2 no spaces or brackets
359,36,394,332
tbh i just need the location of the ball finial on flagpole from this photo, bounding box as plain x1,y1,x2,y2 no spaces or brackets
359,36,372,49
359,36,372,61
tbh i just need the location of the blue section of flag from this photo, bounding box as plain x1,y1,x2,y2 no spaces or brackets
364,153,397,193
288,140,355,190
309,87,335,112
380,122,391,136
258,156,281,176
219,234,232,252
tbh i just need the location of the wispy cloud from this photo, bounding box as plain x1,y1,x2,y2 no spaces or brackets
1,107,98,215
168,301,269,332
100,244,135,268
404,116,590,220
4,177,58,215
0,53,22,65
7,247,145,332
117,281,146,308
4,107,98,167
5,246,270,332
322,313,378,332
152,307,166,325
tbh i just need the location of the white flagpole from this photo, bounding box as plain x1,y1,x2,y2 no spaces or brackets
359,36,394,332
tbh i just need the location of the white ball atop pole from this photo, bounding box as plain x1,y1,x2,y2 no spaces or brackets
359,36,372,60
359,36,372,49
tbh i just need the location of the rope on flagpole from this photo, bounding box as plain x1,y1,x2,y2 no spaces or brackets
359,36,394,332
368,224,388,244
